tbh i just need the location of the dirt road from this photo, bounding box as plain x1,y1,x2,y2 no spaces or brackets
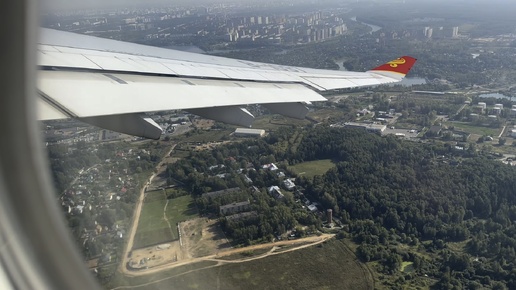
205,233,334,263
115,142,335,284
119,144,177,274
122,233,334,277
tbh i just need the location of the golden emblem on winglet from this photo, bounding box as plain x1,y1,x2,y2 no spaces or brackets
387,58,406,68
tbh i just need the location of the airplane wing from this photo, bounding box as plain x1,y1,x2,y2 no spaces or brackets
37,28,417,139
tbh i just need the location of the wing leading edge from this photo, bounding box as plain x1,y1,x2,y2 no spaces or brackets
37,29,416,139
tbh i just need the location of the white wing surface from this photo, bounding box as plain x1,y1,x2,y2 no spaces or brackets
37,28,416,139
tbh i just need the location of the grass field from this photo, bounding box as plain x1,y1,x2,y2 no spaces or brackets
165,195,198,226
109,239,373,290
133,193,198,249
171,148,191,158
252,115,311,132
447,122,501,137
107,260,219,288
308,108,347,122
447,240,469,253
401,261,414,273
289,159,335,178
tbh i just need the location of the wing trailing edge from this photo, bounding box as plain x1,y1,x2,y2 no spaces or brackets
79,114,163,140
187,106,255,128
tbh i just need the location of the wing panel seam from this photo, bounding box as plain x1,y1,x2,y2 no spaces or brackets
37,91,77,118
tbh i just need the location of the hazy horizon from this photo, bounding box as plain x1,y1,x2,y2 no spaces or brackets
41,0,516,12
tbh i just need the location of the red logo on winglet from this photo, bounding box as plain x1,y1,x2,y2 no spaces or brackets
371,56,417,75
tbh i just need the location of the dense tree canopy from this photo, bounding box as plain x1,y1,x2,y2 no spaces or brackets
169,126,516,288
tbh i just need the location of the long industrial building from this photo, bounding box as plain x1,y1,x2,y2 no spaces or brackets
234,128,266,137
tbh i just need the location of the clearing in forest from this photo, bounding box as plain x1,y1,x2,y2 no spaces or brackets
133,193,198,249
289,159,336,178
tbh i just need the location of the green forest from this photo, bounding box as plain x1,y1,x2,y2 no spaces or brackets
166,126,516,289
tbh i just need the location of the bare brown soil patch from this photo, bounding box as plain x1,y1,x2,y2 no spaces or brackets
180,218,232,258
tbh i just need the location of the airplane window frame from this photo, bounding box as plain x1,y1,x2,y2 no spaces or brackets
0,1,100,289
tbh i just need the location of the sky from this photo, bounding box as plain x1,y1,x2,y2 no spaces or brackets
41,0,516,12
42,0,183,11
42,0,218,11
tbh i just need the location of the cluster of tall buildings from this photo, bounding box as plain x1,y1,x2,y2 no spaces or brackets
452,26,459,38
226,11,347,44
45,6,349,45
424,26,459,39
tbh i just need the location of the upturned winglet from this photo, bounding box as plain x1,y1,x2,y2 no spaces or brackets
368,56,417,80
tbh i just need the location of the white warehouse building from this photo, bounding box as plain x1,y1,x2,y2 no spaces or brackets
234,128,266,137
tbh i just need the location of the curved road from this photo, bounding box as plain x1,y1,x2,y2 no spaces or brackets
111,234,335,290
120,233,334,278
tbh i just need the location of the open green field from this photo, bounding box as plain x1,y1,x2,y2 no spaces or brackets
133,193,198,249
252,115,311,132
447,122,501,137
289,159,335,178
165,195,198,226
108,239,373,290
401,261,414,273
107,261,218,289
308,108,347,122
171,148,191,158
446,240,469,253
252,109,347,132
